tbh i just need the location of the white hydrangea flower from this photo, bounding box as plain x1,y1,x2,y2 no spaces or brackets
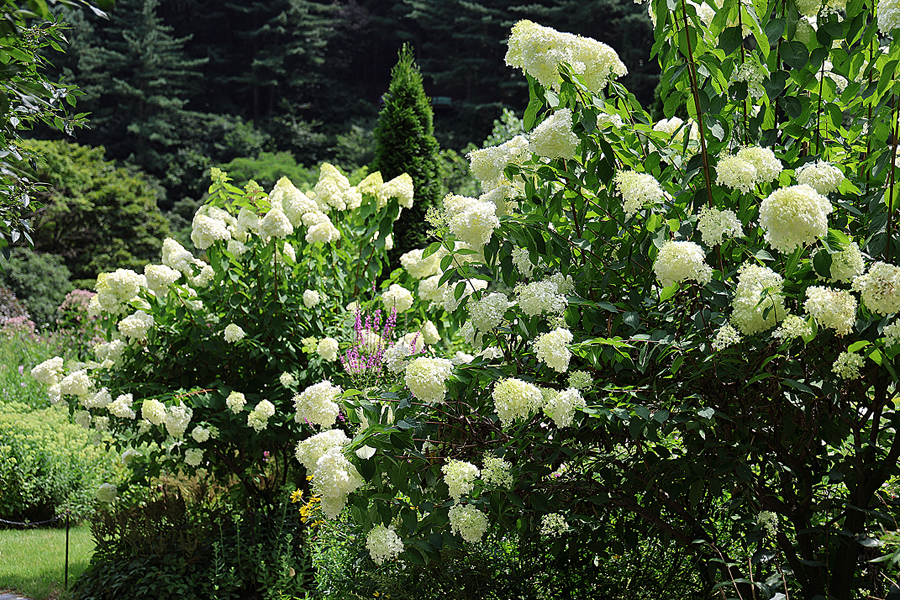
59,369,92,397
191,212,231,250
121,448,141,466
161,238,193,274
697,207,744,247
529,108,578,160
540,513,569,537
271,176,315,226
451,351,475,365
184,448,204,467
735,146,782,185
317,337,339,362
654,241,713,289
282,242,296,262
796,160,844,195
883,321,900,347
448,197,500,249
224,323,245,343
828,242,864,283
144,264,181,298
759,184,832,253
258,206,294,239
383,173,415,209
226,391,246,413
400,248,443,280
248,400,276,432
731,264,787,335
314,163,351,211
773,314,814,340
31,356,65,386
95,269,146,316
96,483,118,503
74,410,91,428
303,290,321,308
833,351,864,380
165,403,193,439
188,262,215,288
511,247,536,278
85,388,112,409
493,378,543,426
405,357,454,403
295,429,350,471
280,372,296,387
805,286,857,335
93,416,109,432
467,135,530,192
443,279,488,313
481,455,514,488
470,292,511,333
568,370,592,390
191,425,210,443
420,321,440,345
311,446,364,519
653,117,699,150
306,219,341,244
712,324,743,350
516,279,567,317
852,262,900,316
716,154,758,193
543,387,584,427
418,274,448,306
293,380,342,428
615,171,665,217
366,525,404,565
449,504,489,543
534,328,574,373
443,459,480,501
878,0,900,34
107,393,136,419
142,399,167,426
382,284,414,312
730,61,768,99
117,310,154,341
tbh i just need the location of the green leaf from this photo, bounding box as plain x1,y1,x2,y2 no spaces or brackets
718,27,744,54
524,97,542,131
781,42,810,70
812,250,832,278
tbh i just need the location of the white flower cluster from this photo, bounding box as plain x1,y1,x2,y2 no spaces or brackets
382,284,414,312
614,171,665,217
697,207,743,247
878,0,900,34
295,429,350,471
142,399,167,426
144,264,182,298
716,154,758,193
852,262,900,316
530,108,579,160
165,403,193,439
317,337,339,362
805,286,857,335
443,459,480,501
796,160,844,195
85,388,112,409
511,247,536,278
191,425,211,443
223,323,245,343
382,173,415,209
400,248,444,280
828,242,864,283
226,391,246,413
515,279,568,317
542,388,585,427
654,241,713,289
446,194,501,250
731,264,786,335
833,351,865,380
96,483,118,503
712,324,743,350
772,314,813,340
883,321,900,347
405,357,454,403
567,370,592,390
420,321,440,345
31,356,65,386
505,20,627,93
258,205,293,239
653,117,699,151
467,136,530,192
162,238,194,274
540,513,569,537
444,279,488,313
493,378,543,426
481,455,514,489
366,525,404,565
731,61,767,99
303,290,321,308
470,292,511,334
95,269,146,316
247,400,275,432
449,504,489,543
311,446,364,518
759,184,832,252
184,448,204,467
294,380,342,428
59,369,92,397
108,394,136,419
534,328,574,372
118,310,154,341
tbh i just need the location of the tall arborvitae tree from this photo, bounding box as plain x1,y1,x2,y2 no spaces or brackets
371,43,441,264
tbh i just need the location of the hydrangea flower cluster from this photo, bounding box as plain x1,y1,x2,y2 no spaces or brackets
165,403,193,439
142,399,168,426
805,286,857,335
493,378,544,426
96,482,118,503
310,447,364,519
654,241,713,289
60,370,92,397
400,247,444,280
515,279,568,317
184,448,204,467
405,357,454,403
883,321,900,347
443,459,480,501
144,264,181,298
852,262,900,316
697,207,744,247
716,154,758,192
878,0,900,34
382,284,414,313
118,310,154,341
530,108,579,160
226,391,246,413
731,264,787,335
470,292,511,335
467,136,530,192
223,323,245,343
295,429,350,471
533,328,574,372
294,380,342,428
614,171,666,217
731,61,768,99
481,455,514,489
833,351,865,380
448,504,489,543
31,356,65,386
653,117,699,151
796,160,844,195
772,314,813,340
828,242,865,283
366,525,404,565
540,513,569,537
542,388,585,427
191,425,211,443
317,337,339,362
567,370,592,390
511,247,536,278
107,394,136,419
303,290,321,308
446,194,501,250
247,400,275,432
759,185,832,252
712,324,743,350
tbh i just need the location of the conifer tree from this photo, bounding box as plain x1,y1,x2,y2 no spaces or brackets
371,43,442,264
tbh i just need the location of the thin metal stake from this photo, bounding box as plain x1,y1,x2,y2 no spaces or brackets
65,511,70,590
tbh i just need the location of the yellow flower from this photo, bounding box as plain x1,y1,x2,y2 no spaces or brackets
290,489,303,503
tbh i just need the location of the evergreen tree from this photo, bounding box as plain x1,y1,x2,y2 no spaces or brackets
371,43,442,264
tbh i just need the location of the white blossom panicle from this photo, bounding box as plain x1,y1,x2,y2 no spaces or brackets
511,247,536,278
118,310,154,341
451,351,475,365
712,324,743,350
226,391,246,413
420,321,440,345
382,284,414,312
303,290,321,309
142,399,167,426
493,378,544,426
314,163,351,212
481,456,514,489
697,207,744,247
248,400,275,432
615,171,666,217
74,410,91,428
805,286,857,336
449,504,489,543
282,242,296,262
852,262,900,316
96,483,118,503
443,459,480,501
306,218,341,244
540,513,569,537
735,146,782,184
534,328,574,373
772,314,813,340
280,372,296,387
796,160,845,195
270,176,313,226
470,292,511,334
653,117,699,150
515,279,567,317
543,387,585,428
191,425,211,443
85,388,112,409
418,275,448,306
258,206,293,239
188,262,215,288
530,108,579,160
31,356,65,386
731,62,768,99
443,279,489,313
311,447,364,519
654,241,713,289
383,173,415,209
879,0,900,33
144,264,181,298
165,403,193,439
162,238,194,274
59,370,92,397
833,351,865,380
448,197,500,250
190,206,233,250
317,337,340,362
293,380,342,428
121,448,141,466
93,416,109,432
235,207,259,241
95,269,146,315
716,155,758,193
731,264,787,335
223,323,245,343
295,429,350,471
480,185,517,218
383,342,413,373
828,242,865,283
883,321,900,347
184,448,204,467
467,135,530,192
400,248,444,280
366,525,404,565
405,357,454,404
568,370,592,390
759,184,832,252
94,340,126,367
108,394,136,419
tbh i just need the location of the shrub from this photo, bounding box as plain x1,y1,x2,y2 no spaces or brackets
0,247,73,331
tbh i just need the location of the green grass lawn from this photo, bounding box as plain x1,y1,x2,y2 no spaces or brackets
0,524,94,600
